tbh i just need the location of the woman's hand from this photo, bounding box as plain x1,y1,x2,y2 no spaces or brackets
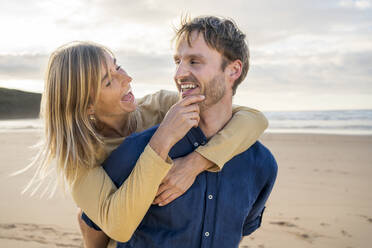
153,152,213,206
149,95,204,160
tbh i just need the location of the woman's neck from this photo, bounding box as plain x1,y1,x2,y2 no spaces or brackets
96,112,135,138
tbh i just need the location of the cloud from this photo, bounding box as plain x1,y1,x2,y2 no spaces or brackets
0,0,371,110
0,54,48,80
245,49,372,95
114,49,174,84
339,0,371,9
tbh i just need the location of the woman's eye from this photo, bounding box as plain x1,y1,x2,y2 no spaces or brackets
190,60,199,64
116,65,121,71
106,81,111,87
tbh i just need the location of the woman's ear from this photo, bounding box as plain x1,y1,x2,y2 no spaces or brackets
87,104,95,115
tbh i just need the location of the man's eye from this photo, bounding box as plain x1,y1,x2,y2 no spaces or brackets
106,81,111,87
174,60,180,65
190,60,199,64
116,65,121,71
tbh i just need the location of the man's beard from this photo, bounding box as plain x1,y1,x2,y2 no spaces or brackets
199,73,226,112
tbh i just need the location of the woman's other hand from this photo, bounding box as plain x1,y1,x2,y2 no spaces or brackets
152,152,213,206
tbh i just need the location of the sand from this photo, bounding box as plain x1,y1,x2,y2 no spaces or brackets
0,130,371,248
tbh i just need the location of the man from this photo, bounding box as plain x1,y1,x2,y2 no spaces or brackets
80,16,277,247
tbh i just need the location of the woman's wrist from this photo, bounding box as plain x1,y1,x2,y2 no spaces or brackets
149,130,174,160
188,152,214,176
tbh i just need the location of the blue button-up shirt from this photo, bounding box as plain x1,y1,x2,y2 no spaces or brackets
82,125,277,248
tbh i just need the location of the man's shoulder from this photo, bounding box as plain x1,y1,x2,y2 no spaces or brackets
122,125,159,145
237,141,278,175
105,126,159,166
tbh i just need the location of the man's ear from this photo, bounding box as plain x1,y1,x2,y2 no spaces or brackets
228,59,243,82
227,60,243,83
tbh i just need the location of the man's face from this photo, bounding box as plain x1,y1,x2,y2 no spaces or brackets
173,32,227,111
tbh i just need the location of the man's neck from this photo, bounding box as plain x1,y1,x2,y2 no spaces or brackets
198,96,233,139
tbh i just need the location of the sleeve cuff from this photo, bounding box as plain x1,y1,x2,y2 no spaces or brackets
81,212,102,231
194,149,223,172
144,144,173,171
242,207,265,236
205,163,221,172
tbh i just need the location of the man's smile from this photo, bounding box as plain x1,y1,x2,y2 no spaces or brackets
180,83,200,98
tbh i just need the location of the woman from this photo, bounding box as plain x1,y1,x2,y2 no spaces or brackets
29,41,268,245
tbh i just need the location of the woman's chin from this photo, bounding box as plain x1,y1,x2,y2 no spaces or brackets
121,101,137,113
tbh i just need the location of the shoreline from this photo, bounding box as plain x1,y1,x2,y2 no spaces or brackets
1,125,372,136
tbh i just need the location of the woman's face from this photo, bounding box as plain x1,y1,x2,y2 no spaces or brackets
94,53,137,119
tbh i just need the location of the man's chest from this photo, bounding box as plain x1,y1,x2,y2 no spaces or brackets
119,157,259,248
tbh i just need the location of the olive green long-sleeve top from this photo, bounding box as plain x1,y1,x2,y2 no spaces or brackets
71,90,268,242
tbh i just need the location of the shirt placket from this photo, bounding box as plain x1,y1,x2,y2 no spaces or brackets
200,172,218,248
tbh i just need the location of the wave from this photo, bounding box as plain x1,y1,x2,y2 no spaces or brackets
2,109,372,135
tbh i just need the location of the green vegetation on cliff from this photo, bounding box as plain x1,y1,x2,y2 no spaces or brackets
0,87,41,119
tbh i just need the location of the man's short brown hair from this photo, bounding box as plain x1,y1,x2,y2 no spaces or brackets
174,16,249,95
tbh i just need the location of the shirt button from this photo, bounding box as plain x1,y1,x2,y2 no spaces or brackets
194,142,199,147
204,232,210,237
208,195,213,200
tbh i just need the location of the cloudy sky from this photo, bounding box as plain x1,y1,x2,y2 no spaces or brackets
0,0,371,110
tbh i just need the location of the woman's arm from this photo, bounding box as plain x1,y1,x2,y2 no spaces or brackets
71,94,203,242
197,105,268,171
153,105,268,206
147,91,268,171
71,145,172,242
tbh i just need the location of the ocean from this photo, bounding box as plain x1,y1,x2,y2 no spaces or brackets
0,109,371,135
264,109,372,135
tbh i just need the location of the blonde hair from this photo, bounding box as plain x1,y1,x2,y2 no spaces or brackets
21,41,113,195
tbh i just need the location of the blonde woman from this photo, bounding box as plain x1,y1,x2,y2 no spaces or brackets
30,41,267,246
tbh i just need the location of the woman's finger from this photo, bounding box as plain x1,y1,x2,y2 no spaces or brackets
153,189,173,205
158,193,180,206
182,104,200,114
155,182,168,197
179,95,205,107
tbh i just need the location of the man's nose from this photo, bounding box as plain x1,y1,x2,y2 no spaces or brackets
174,62,190,81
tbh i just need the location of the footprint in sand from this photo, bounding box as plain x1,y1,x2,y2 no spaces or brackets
341,229,352,238
277,222,328,244
270,221,297,227
0,223,82,247
288,231,323,244
0,224,16,229
320,222,330,227
358,215,372,223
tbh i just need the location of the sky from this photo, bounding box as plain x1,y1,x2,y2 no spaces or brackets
0,0,371,111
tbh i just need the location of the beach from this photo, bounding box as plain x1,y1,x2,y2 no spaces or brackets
0,130,371,247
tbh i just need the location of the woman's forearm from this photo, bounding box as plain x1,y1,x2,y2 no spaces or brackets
196,106,268,171
71,145,172,242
